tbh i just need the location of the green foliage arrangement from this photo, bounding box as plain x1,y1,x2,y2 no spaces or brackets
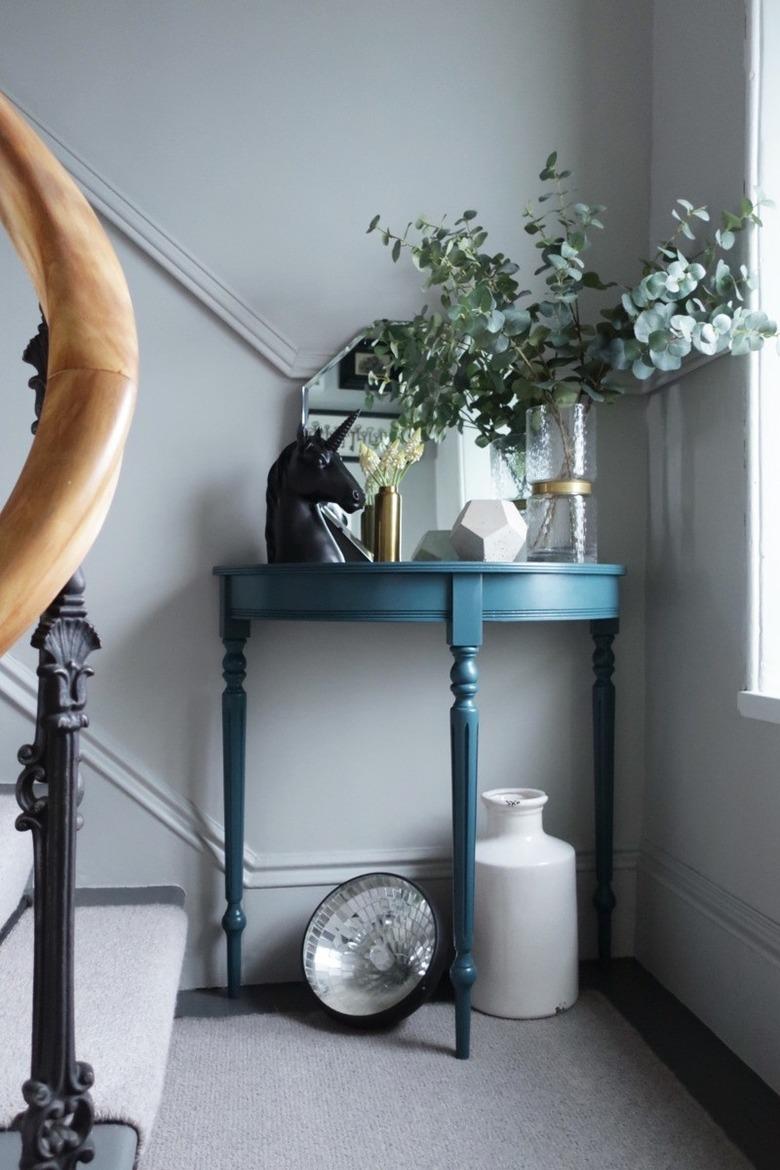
365,153,775,456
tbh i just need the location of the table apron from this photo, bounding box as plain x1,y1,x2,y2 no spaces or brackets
228,571,620,623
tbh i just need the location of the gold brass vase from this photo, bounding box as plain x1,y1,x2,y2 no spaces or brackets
360,503,375,556
374,486,401,562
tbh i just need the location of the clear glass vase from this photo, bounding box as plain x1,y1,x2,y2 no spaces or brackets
526,491,597,563
525,404,597,563
489,442,527,501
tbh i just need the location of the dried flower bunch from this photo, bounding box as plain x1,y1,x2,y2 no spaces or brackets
359,430,425,501
365,153,776,460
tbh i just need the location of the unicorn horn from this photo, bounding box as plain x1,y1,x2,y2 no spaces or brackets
324,410,361,452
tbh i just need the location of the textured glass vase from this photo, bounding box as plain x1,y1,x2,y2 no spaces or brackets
525,403,597,563
489,442,527,501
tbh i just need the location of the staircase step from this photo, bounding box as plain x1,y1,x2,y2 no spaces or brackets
0,794,31,937
0,1123,137,1170
0,897,186,1160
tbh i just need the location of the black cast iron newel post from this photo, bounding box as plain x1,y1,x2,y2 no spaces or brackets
14,317,97,1170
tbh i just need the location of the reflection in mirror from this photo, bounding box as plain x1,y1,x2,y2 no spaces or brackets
302,331,501,561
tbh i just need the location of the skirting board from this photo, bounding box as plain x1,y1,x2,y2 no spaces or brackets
0,651,637,891
184,860,638,989
0,656,639,987
637,842,780,1094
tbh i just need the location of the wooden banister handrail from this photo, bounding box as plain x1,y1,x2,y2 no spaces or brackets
0,93,138,655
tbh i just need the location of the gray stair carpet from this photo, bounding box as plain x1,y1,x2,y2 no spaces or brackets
0,1123,137,1169
0,794,31,935
0,900,186,1162
142,994,751,1170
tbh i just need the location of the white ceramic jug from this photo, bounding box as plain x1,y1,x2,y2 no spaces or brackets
472,787,578,1019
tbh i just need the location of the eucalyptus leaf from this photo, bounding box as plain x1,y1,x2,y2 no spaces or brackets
366,160,777,453
503,308,532,336
632,358,656,380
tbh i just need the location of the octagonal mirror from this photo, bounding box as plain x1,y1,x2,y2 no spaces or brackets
301,330,505,560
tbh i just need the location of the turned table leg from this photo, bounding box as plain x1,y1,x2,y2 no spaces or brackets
449,643,480,1059
591,617,618,964
220,588,251,998
448,573,483,1059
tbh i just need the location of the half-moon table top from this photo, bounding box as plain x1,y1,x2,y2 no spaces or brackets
214,561,625,626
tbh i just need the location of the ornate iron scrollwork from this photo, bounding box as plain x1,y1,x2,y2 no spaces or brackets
14,318,98,1169
22,312,48,434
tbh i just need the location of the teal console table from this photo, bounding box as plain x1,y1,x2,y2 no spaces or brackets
214,561,625,1059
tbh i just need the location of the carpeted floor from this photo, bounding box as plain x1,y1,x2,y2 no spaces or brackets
141,992,752,1170
0,902,186,1153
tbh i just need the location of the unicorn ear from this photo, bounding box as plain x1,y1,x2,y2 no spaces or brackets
297,424,309,447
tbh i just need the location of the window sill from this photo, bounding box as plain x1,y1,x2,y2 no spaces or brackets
738,691,780,724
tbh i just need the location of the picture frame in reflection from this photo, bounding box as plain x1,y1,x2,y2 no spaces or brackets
338,338,383,389
308,410,396,463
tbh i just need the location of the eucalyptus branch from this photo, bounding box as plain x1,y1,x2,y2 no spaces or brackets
366,157,776,453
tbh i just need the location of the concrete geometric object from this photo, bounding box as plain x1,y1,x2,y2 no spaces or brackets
450,499,527,562
472,788,578,1019
411,530,459,562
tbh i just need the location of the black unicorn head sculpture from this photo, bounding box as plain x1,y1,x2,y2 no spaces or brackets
265,411,366,563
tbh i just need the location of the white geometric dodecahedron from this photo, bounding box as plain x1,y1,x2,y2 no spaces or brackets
451,499,528,562
411,530,459,562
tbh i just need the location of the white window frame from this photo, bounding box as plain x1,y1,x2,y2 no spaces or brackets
739,0,780,722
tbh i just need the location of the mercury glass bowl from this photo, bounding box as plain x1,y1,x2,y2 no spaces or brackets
302,873,441,1027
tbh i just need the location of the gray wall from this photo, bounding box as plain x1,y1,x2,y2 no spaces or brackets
0,1,650,987
637,0,780,1094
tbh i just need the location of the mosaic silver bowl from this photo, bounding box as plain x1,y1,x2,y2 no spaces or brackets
302,873,441,1026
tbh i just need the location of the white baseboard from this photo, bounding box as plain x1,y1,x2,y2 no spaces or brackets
638,840,780,1093
184,857,639,988
0,652,638,897
640,841,780,967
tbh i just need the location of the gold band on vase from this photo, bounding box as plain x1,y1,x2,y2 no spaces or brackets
530,479,593,496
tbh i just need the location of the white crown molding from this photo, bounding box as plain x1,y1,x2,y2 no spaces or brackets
3,91,332,380
0,651,638,890
617,351,723,397
640,840,780,968
640,351,723,395
4,94,726,392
